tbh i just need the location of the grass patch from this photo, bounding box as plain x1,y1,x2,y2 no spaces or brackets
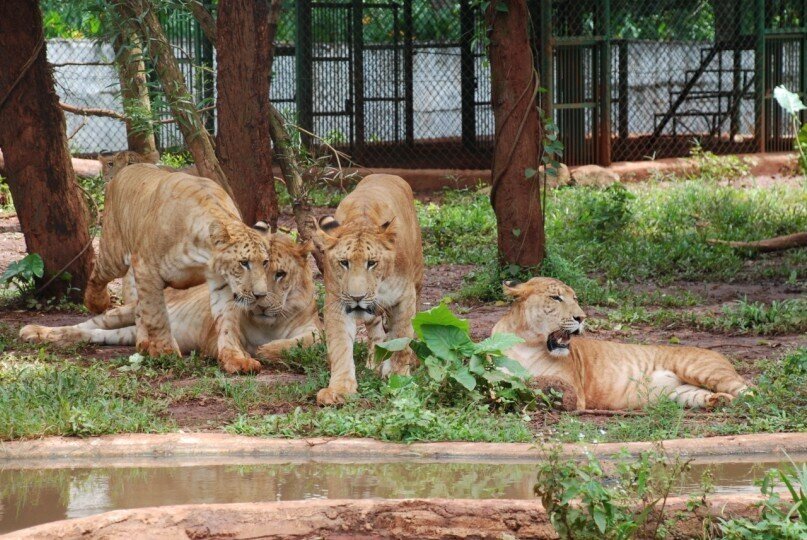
699,297,807,335
0,355,170,440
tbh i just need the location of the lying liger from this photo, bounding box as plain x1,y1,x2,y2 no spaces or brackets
20,229,321,366
493,277,749,410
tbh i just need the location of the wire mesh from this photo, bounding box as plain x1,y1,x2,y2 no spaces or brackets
46,0,807,168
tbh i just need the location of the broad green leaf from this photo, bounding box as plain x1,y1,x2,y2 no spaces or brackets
593,505,607,533
773,85,807,115
420,324,472,361
525,167,537,178
412,304,469,339
468,354,486,375
387,374,412,390
474,333,524,354
450,366,477,391
493,356,531,378
374,337,411,363
424,355,447,382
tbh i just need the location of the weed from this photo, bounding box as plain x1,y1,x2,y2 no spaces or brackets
700,298,807,335
535,447,692,539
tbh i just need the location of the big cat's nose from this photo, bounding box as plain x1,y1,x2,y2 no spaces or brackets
350,294,366,302
254,292,267,299
573,315,584,322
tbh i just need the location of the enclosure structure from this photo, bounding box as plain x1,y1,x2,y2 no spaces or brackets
53,0,807,168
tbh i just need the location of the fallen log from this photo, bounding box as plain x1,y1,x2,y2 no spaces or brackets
708,232,807,252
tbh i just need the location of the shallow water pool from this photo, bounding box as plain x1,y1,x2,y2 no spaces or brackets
2,454,804,534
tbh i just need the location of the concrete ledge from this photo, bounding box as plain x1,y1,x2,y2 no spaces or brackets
5,495,774,539
1,432,805,463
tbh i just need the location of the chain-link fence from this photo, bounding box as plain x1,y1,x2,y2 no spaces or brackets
48,0,807,168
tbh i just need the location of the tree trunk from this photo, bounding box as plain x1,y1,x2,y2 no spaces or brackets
113,23,158,156
187,0,218,47
0,0,94,299
487,1,545,266
118,0,234,199
215,0,279,227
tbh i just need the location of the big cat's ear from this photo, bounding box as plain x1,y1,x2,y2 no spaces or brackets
252,221,271,235
319,215,340,232
502,280,526,299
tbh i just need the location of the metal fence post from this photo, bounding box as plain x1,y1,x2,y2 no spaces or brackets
404,0,414,146
351,0,365,155
597,0,611,166
617,40,628,142
295,0,313,146
754,0,766,152
459,0,476,148
200,0,215,135
539,0,554,132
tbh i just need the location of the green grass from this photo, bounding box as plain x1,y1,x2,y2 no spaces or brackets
0,355,170,439
419,181,805,303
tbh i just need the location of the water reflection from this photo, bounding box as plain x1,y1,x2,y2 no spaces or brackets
0,457,802,534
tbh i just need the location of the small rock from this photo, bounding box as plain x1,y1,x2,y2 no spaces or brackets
571,165,620,187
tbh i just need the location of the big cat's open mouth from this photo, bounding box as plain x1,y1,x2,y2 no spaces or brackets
345,304,376,315
547,328,582,354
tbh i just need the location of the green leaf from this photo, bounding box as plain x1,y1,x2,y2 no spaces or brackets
412,304,470,339
421,324,473,361
424,355,447,382
511,228,521,238
773,85,807,115
475,333,524,354
387,374,412,390
450,366,477,391
593,505,607,533
374,337,411,363
525,167,537,178
495,1,508,12
493,356,531,378
469,354,486,375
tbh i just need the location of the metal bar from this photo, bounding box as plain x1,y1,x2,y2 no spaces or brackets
393,5,400,144
730,49,742,138
554,102,597,110
755,0,766,152
403,0,414,146
295,0,314,146
351,0,365,153
201,0,215,135
652,47,718,139
459,0,476,148
597,0,611,165
540,0,554,131
617,40,628,140
801,0,807,128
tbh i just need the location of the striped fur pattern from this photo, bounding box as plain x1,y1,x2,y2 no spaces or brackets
314,174,423,405
20,232,320,366
492,277,750,410
83,163,269,373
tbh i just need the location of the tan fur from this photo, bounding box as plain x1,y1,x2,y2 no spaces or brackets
21,232,320,365
84,163,270,373
98,151,198,184
314,174,423,405
493,277,750,410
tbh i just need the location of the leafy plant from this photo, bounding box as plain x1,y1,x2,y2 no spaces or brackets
774,85,807,174
720,459,807,539
574,183,636,241
534,448,691,539
376,304,541,411
0,254,44,293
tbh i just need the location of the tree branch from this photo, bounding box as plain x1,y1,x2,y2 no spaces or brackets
187,0,217,47
707,232,807,252
60,102,127,120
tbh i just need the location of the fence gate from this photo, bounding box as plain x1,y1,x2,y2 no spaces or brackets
539,0,611,166
295,0,405,160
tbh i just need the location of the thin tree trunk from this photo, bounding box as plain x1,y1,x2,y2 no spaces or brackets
117,0,234,199
487,1,545,266
113,23,158,156
215,0,279,227
0,0,94,299
188,0,217,47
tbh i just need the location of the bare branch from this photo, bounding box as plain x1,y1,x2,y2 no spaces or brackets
60,102,127,120
187,0,217,47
